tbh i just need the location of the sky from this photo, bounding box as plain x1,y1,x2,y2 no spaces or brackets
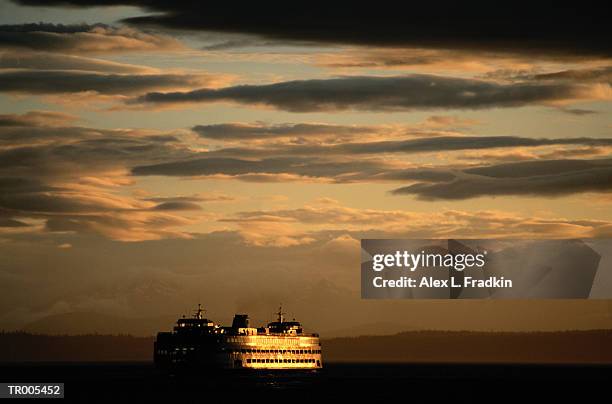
0,1,611,335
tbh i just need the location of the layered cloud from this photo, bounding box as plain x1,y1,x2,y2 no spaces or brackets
0,69,212,95
193,122,379,141
134,74,604,112
132,126,612,197
188,135,612,157
221,198,612,246
8,110,608,242
0,23,225,101
192,118,478,143
0,23,182,54
392,158,612,200
0,112,209,241
0,52,153,74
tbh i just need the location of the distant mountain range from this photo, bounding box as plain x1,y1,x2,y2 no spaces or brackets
18,312,416,338
2,329,611,363
20,312,176,337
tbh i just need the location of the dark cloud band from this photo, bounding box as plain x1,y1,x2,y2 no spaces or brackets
392,159,612,200
135,75,586,112
13,2,612,57
0,70,204,95
200,136,612,157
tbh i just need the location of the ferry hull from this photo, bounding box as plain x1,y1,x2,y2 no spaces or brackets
155,334,323,371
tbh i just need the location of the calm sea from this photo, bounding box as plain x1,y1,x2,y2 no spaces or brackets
0,362,610,401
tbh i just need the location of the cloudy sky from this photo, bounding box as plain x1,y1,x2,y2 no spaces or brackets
0,1,611,335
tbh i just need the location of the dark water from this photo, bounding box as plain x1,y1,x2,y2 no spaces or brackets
0,362,610,401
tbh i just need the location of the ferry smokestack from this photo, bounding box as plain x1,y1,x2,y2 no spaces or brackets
232,314,249,329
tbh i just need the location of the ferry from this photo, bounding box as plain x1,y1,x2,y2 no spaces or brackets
154,305,323,370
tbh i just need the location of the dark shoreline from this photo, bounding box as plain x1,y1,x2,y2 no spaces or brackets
3,329,612,363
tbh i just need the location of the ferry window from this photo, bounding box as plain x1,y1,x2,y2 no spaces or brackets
246,359,251,363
